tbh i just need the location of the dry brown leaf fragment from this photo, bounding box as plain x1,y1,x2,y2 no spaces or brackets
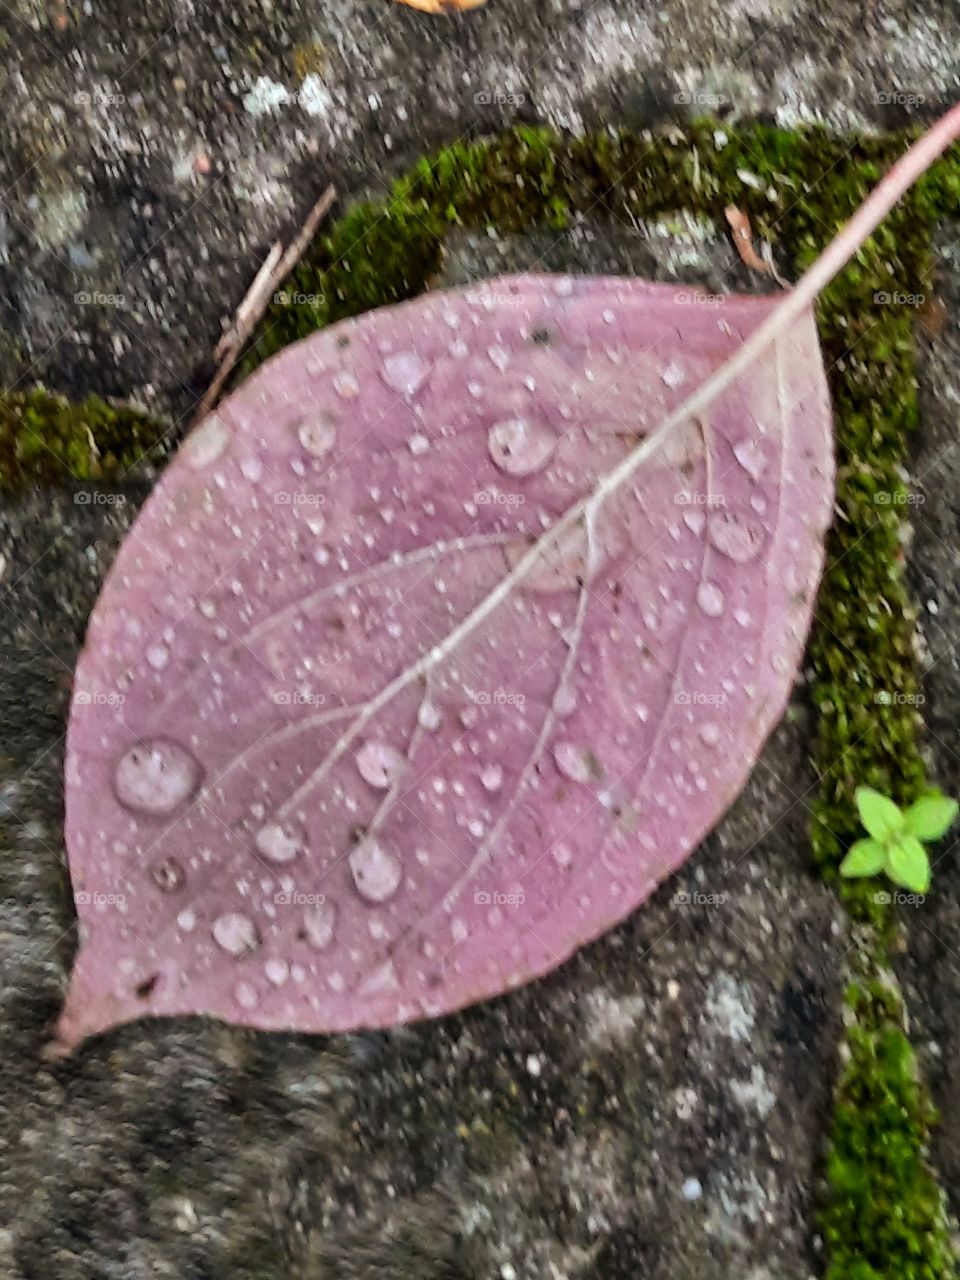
393,0,485,11
725,204,777,278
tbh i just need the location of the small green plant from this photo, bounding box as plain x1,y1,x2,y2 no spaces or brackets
840,787,958,893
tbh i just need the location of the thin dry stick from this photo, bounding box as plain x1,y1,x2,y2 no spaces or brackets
194,184,337,425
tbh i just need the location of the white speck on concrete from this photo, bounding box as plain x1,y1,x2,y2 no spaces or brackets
243,76,290,116
729,1064,777,1118
705,972,756,1042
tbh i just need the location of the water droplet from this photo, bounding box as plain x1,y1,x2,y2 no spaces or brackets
459,705,480,729
333,370,359,398
451,918,469,943
661,360,686,388
356,741,406,789
212,912,258,956
481,764,503,792
733,607,752,628
358,959,399,994
408,433,430,455
183,415,229,467
382,351,429,396
487,344,510,371
732,439,766,480
114,739,202,816
553,741,599,784
696,581,725,617
303,901,337,949
255,819,306,864
554,684,577,717
699,723,721,746
240,456,263,483
708,513,762,563
553,843,573,869
146,643,170,671
298,415,337,458
417,701,441,731
350,837,402,903
151,856,185,892
683,511,706,536
264,957,289,986
488,419,556,476
234,980,258,1009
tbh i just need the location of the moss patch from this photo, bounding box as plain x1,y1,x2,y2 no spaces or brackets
0,387,166,492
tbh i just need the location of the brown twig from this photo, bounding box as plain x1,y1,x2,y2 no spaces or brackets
193,184,336,425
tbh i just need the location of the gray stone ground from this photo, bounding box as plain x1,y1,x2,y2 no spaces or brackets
0,2,958,1278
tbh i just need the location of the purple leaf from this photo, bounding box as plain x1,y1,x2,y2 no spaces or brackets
54,274,834,1053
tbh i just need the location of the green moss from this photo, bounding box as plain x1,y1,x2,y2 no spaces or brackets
823,979,954,1279
0,387,166,491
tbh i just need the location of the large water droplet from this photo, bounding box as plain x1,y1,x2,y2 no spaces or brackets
488,418,556,476
417,701,441,732
732,439,766,481
151,856,185,892
696,581,725,617
553,741,600,784
382,351,429,396
333,370,360,398
481,763,504,792
234,980,259,1009
356,741,406,789
303,901,337,949
212,912,259,956
255,819,306,864
264,957,289,986
183,415,229,468
708,513,763,563
298,415,337,458
349,837,402,903
699,723,721,746
114,739,202,816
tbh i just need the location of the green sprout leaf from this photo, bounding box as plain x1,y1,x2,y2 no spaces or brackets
855,786,904,840
903,791,959,843
839,838,886,879
885,834,930,894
